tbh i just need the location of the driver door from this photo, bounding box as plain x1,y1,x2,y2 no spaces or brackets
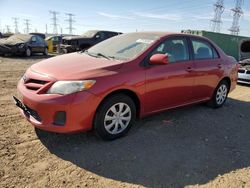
145,37,195,113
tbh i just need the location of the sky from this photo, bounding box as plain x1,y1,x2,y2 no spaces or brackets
0,0,250,36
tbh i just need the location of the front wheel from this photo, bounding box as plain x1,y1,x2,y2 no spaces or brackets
207,80,229,108
94,94,136,140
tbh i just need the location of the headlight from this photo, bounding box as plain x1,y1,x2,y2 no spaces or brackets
47,80,96,95
18,43,25,49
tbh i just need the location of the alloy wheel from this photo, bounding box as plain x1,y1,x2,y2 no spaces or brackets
216,84,228,105
104,102,131,135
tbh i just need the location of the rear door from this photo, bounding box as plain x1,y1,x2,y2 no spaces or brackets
36,36,46,52
190,37,224,100
29,36,39,52
145,37,195,113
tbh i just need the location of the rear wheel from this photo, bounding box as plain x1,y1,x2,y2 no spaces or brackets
207,80,229,108
43,47,48,56
25,48,31,57
94,94,136,140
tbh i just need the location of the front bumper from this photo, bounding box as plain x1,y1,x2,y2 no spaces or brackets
0,44,25,54
17,79,101,133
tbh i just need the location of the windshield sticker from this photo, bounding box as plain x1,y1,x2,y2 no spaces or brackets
136,39,154,44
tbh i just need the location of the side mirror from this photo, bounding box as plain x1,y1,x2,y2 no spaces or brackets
95,35,100,39
149,54,169,65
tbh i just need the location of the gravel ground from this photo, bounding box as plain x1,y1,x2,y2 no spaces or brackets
0,55,250,188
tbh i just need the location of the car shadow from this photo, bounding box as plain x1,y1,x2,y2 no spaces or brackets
237,83,250,87
36,98,250,187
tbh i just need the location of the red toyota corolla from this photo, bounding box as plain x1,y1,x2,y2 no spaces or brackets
14,32,238,140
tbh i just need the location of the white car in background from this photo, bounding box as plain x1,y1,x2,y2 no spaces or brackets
238,39,250,84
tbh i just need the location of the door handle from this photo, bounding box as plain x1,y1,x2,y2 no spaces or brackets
186,67,193,72
217,63,222,69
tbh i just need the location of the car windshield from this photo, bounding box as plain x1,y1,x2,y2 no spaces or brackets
6,34,31,43
81,30,98,38
86,33,161,61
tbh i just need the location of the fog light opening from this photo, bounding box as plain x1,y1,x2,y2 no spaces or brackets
53,111,66,126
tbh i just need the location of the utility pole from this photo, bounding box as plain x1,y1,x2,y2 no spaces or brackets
24,19,31,34
211,0,224,33
6,25,11,33
229,0,244,35
49,11,59,34
12,17,19,33
65,13,75,35
45,24,48,34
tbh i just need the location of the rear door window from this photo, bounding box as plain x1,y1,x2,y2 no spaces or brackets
191,39,218,60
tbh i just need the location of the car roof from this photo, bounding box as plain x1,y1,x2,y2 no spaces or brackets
89,30,121,34
130,31,211,40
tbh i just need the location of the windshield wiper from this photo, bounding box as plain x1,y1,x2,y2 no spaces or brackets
83,51,119,61
83,50,97,58
95,53,111,60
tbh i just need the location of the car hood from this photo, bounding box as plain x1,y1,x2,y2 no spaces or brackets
30,52,124,80
0,41,22,46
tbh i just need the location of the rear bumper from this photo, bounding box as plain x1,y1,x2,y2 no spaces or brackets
17,80,101,133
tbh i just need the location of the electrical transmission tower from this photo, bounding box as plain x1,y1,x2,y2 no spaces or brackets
24,19,31,34
12,17,19,33
229,0,244,35
65,13,75,35
5,25,11,33
49,11,59,34
211,0,225,33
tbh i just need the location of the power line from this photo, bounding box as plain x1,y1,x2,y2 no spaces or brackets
49,10,59,34
12,17,19,34
24,19,31,34
229,0,244,35
210,0,224,33
65,13,75,35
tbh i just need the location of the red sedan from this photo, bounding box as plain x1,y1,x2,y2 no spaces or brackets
14,32,238,140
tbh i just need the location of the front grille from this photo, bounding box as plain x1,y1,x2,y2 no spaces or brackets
24,78,49,91
26,79,48,85
238,69,246,73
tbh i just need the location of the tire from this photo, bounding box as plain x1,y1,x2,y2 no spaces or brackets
94,94,136,140
25,48,31,57
62,48,67,54
207,80,229,108
43,47,48,56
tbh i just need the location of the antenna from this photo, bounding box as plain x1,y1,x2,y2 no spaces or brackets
65,13,75,35
229,0,244,35
49,11,59,34
210,0,225,33
24,19,31,34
